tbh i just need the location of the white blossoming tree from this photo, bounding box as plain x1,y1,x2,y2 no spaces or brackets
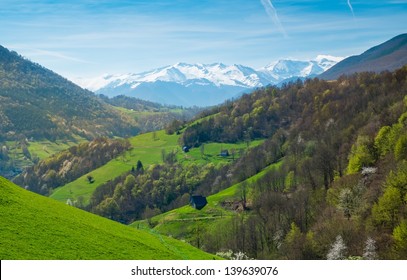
327,235,347,260
363,237,377,260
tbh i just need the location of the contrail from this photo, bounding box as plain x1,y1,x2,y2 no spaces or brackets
347,0,355,18
260,0,287,37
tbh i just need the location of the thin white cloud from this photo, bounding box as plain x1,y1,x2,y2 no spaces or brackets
260,0,287,37
347,0,355,18
14,47,91,64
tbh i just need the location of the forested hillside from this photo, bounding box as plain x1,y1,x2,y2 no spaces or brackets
0,46,139,142
172,67,407,259
0,45,141,178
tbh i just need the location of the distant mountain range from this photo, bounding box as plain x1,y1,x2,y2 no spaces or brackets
74,34,407,107
74,55,342,107
319,33,407,80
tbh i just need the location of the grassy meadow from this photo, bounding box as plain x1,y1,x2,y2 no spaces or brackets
0,176,218,260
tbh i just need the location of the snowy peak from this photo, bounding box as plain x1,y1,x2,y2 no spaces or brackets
75,62,270,92
260,55,343,80
72,55,343,107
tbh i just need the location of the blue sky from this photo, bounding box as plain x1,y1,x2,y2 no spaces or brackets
1,0,406,79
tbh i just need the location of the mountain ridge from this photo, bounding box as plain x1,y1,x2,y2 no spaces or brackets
319,33,407,80
74,56,342,107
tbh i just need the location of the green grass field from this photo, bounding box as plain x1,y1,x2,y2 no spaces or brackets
178,140,264,165
114,106,184,119
0,176,218,260
50,129,264,206
27,138,83,160
49,130,181,205
131,161,282,243
3,138,85,175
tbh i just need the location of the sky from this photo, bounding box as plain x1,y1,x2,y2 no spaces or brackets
0,0,406,80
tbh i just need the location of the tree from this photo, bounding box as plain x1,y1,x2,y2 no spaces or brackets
394,135,407,161
338,188,354,220
244,129,252,148
96,197,119,219
239,182,248,209
283,222,304,259
385,163,407,198
303,231,319,259
22,144,31,159
374,126,392,157
284,170,296,193
327,235,347,260
200,144,205,158
142,206,161,227
363,237,377,260
372,186,402,229
347,135,376,174
338,182,364,220
87,174,95,183
230,148,236,161
136,160,144,173
124,174,136,189
392,220,407,258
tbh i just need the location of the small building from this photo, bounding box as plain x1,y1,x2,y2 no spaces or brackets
182,146,190,153
190,195,208,210
219,150,229,157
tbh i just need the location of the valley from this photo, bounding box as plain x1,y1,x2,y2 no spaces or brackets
1,34,407,261
49,131,264,211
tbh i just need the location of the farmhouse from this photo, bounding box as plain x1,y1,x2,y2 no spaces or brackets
190,195,207,210
219,150,229,157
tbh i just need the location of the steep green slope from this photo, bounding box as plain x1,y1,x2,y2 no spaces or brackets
0,176,218,260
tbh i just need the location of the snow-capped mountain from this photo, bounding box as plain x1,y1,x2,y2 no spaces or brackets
259,55,343,82
74,56,342,107
78,63,271,92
